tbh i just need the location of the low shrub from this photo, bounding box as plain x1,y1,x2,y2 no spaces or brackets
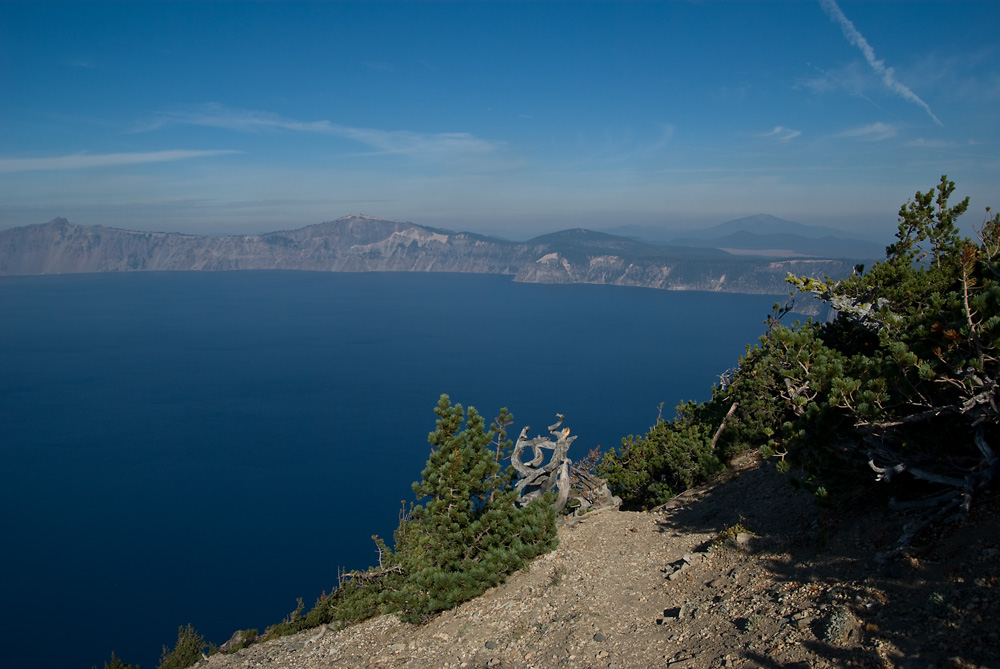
157,624,207,669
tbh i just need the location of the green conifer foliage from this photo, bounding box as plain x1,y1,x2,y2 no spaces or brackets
337,395,558,623
597,401,722,508
156,624,206,669
602,177,999,520
731,176,999,506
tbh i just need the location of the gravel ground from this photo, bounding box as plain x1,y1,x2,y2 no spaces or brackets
196,455,1000,668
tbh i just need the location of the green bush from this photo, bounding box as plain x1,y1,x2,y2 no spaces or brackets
602,176,1000,513
770,175,1000,504
598,401,723,508
262,592,338,640
336,395,559,623
721,314,855,485
156,624,206,669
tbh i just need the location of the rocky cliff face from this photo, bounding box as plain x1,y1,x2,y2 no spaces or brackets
0,215,858,294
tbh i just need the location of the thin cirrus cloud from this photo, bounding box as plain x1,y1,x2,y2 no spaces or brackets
0,149,241,174
761,126,802,142
139,104,504,159
836,122,898,141
818,0,943,127
905,138,977,149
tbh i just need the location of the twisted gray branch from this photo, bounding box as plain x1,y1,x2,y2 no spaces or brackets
512,414,576,511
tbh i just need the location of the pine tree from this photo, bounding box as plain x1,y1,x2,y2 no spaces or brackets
743,176,999,530
601,176,1000,540
338,395,559,623
156,624,206,669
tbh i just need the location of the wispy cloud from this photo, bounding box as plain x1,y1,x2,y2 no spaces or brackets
572,123,676,168
800,62,889,112
818,0,943,126
905,138,977,149
760,126,802,142
139,104,503,159
909,49,1000,103
0,149,240,173
836,122,898,141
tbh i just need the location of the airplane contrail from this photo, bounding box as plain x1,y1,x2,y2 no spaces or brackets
819,0,943,126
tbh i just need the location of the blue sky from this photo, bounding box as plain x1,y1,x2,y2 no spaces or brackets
1,1,997,240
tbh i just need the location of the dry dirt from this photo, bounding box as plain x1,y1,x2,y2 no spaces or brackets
198,455,1000,668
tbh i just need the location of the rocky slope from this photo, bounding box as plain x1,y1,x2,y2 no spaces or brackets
194,455,1000,669
0,216,859,294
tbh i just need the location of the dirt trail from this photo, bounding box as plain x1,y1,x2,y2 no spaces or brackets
198,455,1000,668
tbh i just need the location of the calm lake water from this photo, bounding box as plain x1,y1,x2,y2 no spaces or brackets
0,271,781,668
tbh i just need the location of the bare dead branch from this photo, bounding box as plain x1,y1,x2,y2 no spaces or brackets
340,564,404,585
512,415,577,511
511,416,620,515
710,402,738,452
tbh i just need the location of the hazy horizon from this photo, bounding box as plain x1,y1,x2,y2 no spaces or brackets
17,210,899,246
2,1,997,241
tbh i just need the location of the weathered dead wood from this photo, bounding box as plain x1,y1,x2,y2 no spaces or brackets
566,464,622,516
512,415,576,511
710,402,738,452
869,425,999,562
339,565,404,584
512,414,621,514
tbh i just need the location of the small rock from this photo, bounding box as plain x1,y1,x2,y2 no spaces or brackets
219,629,257,654
484,640,497,650
594,632,607,642
823,606,859,644
657,607,682,624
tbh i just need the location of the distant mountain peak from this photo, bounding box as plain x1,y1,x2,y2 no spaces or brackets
527,228,632,244
335,213,402,223
714,214,816,235
675,214,854,241
740,213,784,223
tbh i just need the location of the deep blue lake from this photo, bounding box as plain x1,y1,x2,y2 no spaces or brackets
0,271,781,668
